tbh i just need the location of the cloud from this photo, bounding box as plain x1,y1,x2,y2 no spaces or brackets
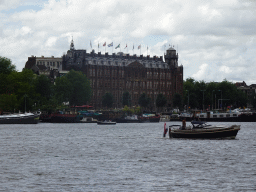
0,0,255,85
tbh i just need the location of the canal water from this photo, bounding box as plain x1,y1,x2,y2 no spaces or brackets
0,122,255,191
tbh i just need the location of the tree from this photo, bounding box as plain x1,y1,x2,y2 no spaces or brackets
0,56,16,74
173,93,182,109
0,56,17,95
102,92,113,108
122,91,131,106
138,93,151,109
0,94,18,112
156,94,167,111
55,70,91,106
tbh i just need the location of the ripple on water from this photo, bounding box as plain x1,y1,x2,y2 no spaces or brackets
0,122,255,191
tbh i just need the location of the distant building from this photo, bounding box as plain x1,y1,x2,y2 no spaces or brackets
236,81,256,108
25,55,62,82
62,39,183,110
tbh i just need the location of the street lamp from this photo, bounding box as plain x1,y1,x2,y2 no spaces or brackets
201,90,206,112
24,94,28,113
212,90,215,110
218,90,222,110
186,90,189,111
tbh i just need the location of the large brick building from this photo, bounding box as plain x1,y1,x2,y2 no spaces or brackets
62,39,183,110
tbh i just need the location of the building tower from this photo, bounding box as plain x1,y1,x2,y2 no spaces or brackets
164,47,178,68
70,37,75,50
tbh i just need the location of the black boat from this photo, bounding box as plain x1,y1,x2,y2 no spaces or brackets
97,120,116,125
166,121,240,139
0,113,39,124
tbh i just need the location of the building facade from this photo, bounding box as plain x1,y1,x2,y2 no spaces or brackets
25,55,62,82
62,39,183,110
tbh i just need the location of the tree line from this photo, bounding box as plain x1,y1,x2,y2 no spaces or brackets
0,56,91,113
0,56,252,113
182,77,249,111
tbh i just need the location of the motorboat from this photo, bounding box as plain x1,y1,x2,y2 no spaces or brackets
165,121,240,139
97,120,116,125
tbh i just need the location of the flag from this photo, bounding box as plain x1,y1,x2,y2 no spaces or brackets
108,42,113,47
147,45,148,50
103,42,106,46
90,40,92,48
124,44,127,49
138,45,141,49
133,44,134,50
98,42,99,48
115,44,120,49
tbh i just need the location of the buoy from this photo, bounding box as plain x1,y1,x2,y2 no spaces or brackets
163,122,168,137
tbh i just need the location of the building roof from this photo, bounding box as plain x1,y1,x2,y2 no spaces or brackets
167,47,176,51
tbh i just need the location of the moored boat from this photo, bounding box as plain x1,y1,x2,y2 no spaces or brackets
115,115,140,123
39,112,80,123
165,121,240,139
138,114,160,123
0,112,39,124
97,120,116,125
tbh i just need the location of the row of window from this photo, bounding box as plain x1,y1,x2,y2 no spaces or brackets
89,69,171,79
87,60,166,68
89,69,125,78
91,91,171,100
90,80,171,89
37,61,61,68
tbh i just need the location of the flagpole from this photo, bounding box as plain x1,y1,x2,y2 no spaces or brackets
133,44,134,55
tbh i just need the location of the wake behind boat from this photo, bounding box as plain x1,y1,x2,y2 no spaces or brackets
163,120,240,139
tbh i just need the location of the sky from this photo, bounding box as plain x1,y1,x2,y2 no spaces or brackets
0,0,256,84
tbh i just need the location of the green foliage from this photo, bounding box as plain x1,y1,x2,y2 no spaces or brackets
183,78,248,110
138,93,151,108
0,94,18,112
0,56,16,74
55,70,91,106
172,93,182,109
102,92,113,108
122,105,141,115
156,93,167,108
122,91,131,106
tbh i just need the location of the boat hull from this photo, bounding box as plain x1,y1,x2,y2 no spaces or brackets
115,119,140,123
0,114,39,124
40,114,79,123
169,126,240,139
97,121,116,125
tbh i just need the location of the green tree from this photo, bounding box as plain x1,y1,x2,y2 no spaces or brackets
183,78,248,110
122,91,131,106
173,93,182,109
156,93,167,111
0,94,18,112
102,92,113,108
0,56,16,74
55,70,91,106
138,93,151,109
0,56,17,95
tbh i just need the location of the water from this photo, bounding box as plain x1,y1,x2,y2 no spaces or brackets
0,122,255,191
